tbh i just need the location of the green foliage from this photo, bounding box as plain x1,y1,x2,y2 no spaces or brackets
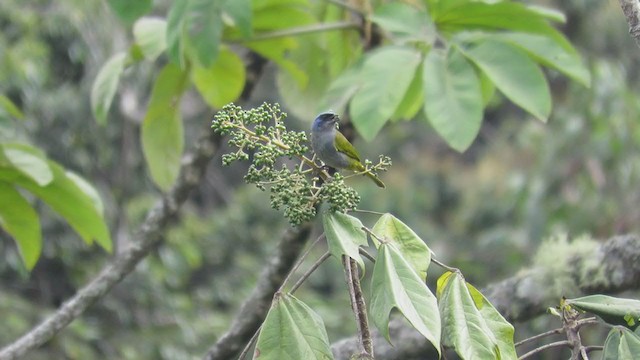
603,327,640,360
254,293,333,360
90,53,127,125
0,142,111,269
211,103,388,225
566,295,640,330
323,212,367,270
141,64,188,190
369,242,441,351
107,0,152,24
371,213,431,280
437,271,516,359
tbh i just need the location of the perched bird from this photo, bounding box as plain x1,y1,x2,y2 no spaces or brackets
311,112,385,188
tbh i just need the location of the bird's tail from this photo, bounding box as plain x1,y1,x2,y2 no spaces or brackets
366,172,385,188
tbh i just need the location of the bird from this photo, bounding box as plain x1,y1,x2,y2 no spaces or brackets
311,112,385,188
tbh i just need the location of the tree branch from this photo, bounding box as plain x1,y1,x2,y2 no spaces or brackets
331,234,640,360
0,131,221,360
203,224,312,360
618,0,640,49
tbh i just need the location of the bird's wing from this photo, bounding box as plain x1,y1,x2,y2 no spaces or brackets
334,131,362,162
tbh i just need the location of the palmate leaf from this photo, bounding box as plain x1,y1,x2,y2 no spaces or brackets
254,294,333,360
371,213,431,280
322,212,367,270
369,243,441,354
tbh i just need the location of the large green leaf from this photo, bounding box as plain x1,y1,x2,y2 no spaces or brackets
322,212,367,270
319,60,364,114
141,64,188,190
2,143,53,186
369,243,441,353
422,48,482,151
192,47,245,108
14,161,111,252
437,271,501,359
371,2,435,44
0,182,41,270
603,327,640,360
391,64,424,121
493,32,590,87
247,38,307,88
463,40,551,121
133,17,167,61
254,294,333,360
436,1,572,51
185,0,224,67
107,0,152,24
91,52,127,125
350,46,422,141
566,295,640,330
372,213,431,280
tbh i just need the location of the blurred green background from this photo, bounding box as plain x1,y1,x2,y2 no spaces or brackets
1,0,639,358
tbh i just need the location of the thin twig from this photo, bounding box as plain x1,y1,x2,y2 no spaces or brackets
324,0,365,15
583,345,603,354
290,252,331,294
237,325,262,360
518,340,570,360
343,256,373,357
431,257,458,273
515,327,564,347
278,234,326,292
359,248,376,263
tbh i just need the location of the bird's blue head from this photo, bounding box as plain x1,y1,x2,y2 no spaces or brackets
311,112,339,132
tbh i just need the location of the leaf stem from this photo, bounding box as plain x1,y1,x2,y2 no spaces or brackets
518,340,570,359
230,21,360,43
289,252,332,294
278,234,326,293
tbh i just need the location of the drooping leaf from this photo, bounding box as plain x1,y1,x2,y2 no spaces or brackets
438,272,501,359
91,52,128,125
14,161,112,252
192,47,246,108
350,46,422,141
0,182,41,270
254,294,333,360
2,143,53,186
369,243,441,354
463,40,551,121
247,38,307,88
184,0,224,67
493,32,590,87
371,2,435,44
0,95,24,120
133,17,167,61
141,64,188,190
107,0,152,24
322,211,367,270
422,48,482,151
319,60,364,114
372,213,431,280
566,295,640,330
602,327,640,360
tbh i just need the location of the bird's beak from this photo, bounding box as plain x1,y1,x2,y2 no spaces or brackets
331,115,339,124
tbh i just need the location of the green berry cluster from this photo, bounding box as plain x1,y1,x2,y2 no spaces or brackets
212,103,388,225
